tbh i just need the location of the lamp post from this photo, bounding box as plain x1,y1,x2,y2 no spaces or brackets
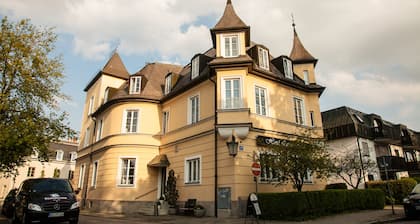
381,156,395,215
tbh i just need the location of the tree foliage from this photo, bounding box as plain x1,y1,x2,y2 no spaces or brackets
0,17,73,175
258,131,332,192
331,148,377,189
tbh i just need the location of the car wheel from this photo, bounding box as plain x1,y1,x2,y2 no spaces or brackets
10,211,19,224
404,205,415,219
69,219,79,224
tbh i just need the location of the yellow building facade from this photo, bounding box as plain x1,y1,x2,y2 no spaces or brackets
76,0,326,217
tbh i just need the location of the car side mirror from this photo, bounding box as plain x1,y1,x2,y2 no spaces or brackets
74,188,81,195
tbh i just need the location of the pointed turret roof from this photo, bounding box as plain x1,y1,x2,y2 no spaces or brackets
210,0,250,47
84,52,130,91
101,52,130,79
289,25,318,66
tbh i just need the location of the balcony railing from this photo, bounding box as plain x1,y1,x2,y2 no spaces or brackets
376,156,407,171
406,161,420,171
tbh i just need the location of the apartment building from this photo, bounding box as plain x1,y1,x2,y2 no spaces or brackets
0,140,78,198
76,0,326,216
322,106,420,188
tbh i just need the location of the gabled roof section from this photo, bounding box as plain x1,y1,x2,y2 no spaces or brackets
84,52,130,91
210,0,250,47
289,25,318,66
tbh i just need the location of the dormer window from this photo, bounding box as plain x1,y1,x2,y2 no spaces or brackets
303,70,309,85
354,114,364,123
129,76,141,94
191,56,199,79
164,74,172,94
104,87,109,103
283,58,293,79
221,34,239,58
258,47,269,70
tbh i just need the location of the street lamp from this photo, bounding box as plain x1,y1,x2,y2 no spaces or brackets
380,156,395,215
226,135,238,157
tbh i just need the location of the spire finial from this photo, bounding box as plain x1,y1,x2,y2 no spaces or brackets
291,13,296,30
227,0,232,4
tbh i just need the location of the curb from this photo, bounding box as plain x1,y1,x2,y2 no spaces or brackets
367,216,406,224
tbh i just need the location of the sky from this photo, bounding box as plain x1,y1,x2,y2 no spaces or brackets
1,0,419,133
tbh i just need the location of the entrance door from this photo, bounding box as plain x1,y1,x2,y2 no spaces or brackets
157,167,167,199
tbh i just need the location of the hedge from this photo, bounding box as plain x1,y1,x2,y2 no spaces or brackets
325,183,348,190
367,178,417,204
257,189,384,220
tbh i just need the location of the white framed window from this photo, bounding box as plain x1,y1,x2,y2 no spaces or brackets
303,70,309,85
293,97,305,125
78,163,86,188
70,152,77,162
185,156,201,184
221,34,240,57
118,157,136,186
104,88,109,103
129,76,141,94
88,96,95,115
310,111,315,127
188,95,200,124
258,47,269,70
283,58,293,79
91,160,99,187
191,56,200,79
164,75,172,94
162,111,169,134
83,127,90,147
255,86,268,116
56,150,64,161
96,119,103,141
122,109,139,133
260,153,282,182
27,167,35,177
222,77,242,109
303,170,313,183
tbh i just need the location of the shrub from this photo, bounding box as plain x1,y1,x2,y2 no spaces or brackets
367,178,417,204
257,189,384,220
411,177,420,184
326,183,348,190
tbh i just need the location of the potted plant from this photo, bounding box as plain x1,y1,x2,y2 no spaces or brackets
194,204,206,217
165,169,179,215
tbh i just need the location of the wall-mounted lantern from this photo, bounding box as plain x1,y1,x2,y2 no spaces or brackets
226,135,239,157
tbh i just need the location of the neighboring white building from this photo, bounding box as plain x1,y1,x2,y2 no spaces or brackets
0,140,78,199
326,136,380,189
322,106,420,189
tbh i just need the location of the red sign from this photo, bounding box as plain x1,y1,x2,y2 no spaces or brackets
251,162,261,176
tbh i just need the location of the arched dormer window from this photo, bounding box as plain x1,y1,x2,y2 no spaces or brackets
129,76,141,94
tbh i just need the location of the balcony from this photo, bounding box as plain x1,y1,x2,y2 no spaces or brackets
376,156,407,172
406,161,420,171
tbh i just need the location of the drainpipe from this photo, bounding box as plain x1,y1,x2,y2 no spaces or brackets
209,74,218,217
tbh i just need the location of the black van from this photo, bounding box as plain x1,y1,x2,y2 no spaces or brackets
12,178,80,224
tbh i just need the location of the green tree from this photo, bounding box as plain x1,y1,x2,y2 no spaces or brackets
0,17,73,175
258,131,332,192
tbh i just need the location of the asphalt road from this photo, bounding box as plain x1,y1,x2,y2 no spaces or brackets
0,214,139,224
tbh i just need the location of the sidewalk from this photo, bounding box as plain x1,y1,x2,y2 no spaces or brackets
80,205,406,224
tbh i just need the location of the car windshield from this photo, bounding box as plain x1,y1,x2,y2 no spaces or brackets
29,179,73,193
412,184,420,194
